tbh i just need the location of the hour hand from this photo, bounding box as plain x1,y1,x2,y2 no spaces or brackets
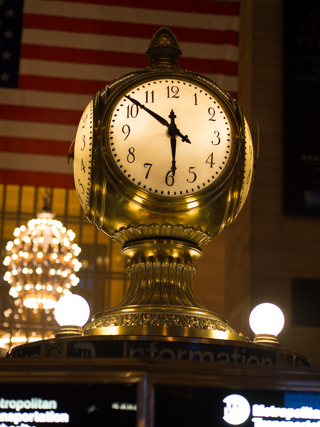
125,95,169,128
174,129,191,144
168,110,191,144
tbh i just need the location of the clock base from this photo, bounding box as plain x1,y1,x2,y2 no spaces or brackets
84,305,247,341
7,333,310,366
84,237,247,342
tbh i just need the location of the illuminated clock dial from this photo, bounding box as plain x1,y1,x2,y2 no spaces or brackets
107,78,234,198
74,99,93,212
238,117,254,211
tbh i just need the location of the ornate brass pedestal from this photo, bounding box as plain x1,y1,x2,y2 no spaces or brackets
72,27,255,343
6,28,311,368
85,237,246,341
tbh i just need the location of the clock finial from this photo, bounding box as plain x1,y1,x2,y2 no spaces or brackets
146,27,182,66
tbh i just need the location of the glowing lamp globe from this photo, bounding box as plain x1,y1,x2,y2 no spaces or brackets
54,294,90,331
249,303,285,346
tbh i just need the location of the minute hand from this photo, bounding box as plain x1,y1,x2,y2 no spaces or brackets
125,95,169,127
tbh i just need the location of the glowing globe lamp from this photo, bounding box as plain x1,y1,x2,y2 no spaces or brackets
54,294,90,337
249,303,285,346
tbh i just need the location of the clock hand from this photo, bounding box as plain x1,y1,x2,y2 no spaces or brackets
164,111,179,186
165,133,176,186
168,109,191,144
125,95,191,143
170,134,177,177
125,95,169,128
168,110,178,178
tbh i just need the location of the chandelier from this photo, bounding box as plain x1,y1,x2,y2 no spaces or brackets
2,199,82,311
0,303,57,352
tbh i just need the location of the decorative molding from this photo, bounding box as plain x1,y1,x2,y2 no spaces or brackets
113,223,211,246
87,311,238,334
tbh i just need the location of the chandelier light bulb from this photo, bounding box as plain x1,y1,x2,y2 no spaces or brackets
249,303,285,345
54,294,90,327
2,203,82,311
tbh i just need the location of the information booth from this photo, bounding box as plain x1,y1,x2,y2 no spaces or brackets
1,355,320,427
1,27,317,427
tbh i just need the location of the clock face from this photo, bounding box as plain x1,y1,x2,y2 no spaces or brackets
107,78,234,198
74,99,93,212
238,117,254,211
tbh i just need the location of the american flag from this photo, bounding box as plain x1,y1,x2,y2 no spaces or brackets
0,0,240,189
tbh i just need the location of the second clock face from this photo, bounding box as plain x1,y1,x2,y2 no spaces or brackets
107,78,233,198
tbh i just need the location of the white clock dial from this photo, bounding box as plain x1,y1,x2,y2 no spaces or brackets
74,99,93,212
107,79,233,197
238,117,254,210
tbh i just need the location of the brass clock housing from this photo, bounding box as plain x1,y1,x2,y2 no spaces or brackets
73,28,255,340
84,76,248,244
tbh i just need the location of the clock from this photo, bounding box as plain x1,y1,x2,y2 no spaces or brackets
105,78,234,198
73,27,254,242
74,99,93,213
72,27,256,339
238,117,254,212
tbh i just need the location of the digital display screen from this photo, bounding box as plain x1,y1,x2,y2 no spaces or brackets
155,386,320,427
0,383,137,426
1,374,320,426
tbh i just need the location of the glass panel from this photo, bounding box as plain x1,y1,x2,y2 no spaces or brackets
82,225,95,244
4,185,19,212
2,220,18,240
69,223,80,241
52,188,66,215
0,184,129,347
111,241,125,272
68,190,81,216
97,229,111,245
34,187,47,212
21,186,35,214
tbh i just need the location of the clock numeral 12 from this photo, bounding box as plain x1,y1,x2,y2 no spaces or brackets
167,86,179,98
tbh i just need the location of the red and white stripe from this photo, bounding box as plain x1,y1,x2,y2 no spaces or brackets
0,0,239,188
